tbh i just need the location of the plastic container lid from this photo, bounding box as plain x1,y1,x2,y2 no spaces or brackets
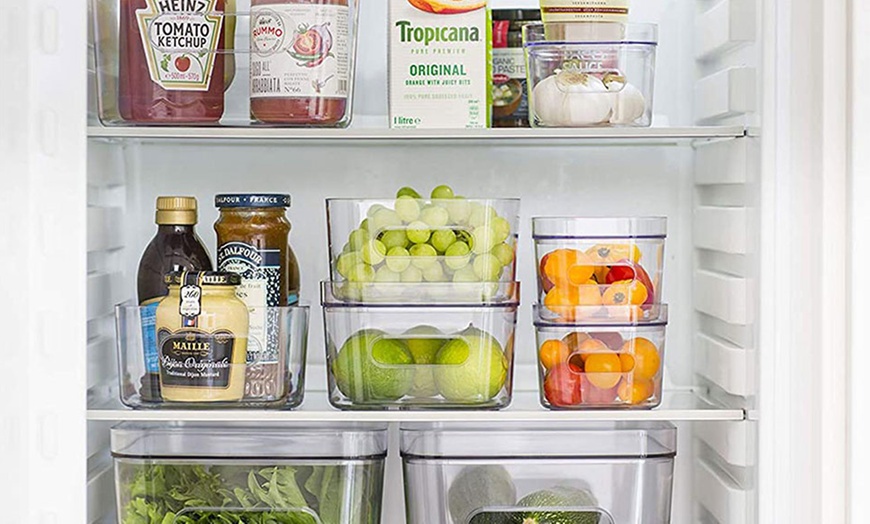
532,217,667,240
321,281,520,307
533,304,669,327
400,422,676,460
111,422,389,460
523,22,659,46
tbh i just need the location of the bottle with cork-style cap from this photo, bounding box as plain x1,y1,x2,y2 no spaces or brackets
136,196,213,402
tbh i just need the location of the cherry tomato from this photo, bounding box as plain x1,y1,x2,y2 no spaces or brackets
605,259,655,306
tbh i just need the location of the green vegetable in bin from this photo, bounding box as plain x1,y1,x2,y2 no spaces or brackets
517,486,600,524
448,465,517,524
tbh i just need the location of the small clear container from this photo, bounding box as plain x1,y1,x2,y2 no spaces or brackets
534,304,668,410
326,198,521,288
115,304,310,409
112,422,387,524
532,217,666,319
321,282,519,410
523,22,658,127
91,0,360,127
401,421,677,524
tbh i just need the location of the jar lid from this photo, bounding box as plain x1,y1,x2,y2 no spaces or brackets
164,271,242,287
155,196,198,225
492,9,541,22
215,194,291,208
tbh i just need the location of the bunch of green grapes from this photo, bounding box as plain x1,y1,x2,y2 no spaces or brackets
335,185,516,284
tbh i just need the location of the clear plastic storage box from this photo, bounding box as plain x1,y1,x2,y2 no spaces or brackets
533,217,666,321
401,421,677,524
523,23,658,127
321,282,519,410
115,304,310,409
534,304,668,409
112,422,387,524
326,198,521,290
91,0,360,126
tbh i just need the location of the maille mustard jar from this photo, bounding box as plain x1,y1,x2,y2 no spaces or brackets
155,271,249,403
214,194,300,400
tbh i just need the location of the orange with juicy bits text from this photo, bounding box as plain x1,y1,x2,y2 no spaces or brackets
618,378,655,405
583,352,622,389
539,339,571,370
621,338,661,380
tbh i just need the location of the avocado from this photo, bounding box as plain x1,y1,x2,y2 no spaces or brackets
517,486,600,524
448,465,517,524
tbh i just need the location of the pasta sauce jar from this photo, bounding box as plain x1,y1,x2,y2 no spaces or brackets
156,271,249,403
249,0,353,126
214,194,300,400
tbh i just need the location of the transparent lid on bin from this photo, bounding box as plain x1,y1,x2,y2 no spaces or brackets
112,422,388,460
400,422,676,459
532,217,667,239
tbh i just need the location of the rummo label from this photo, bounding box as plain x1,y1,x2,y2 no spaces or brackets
137,0,224,91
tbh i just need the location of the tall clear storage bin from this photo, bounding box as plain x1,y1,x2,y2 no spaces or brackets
401,422,676,524
111,423,388,523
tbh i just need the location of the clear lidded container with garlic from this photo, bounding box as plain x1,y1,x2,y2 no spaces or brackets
523,23,657,127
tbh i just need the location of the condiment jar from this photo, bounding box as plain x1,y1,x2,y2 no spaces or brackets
214,193,300,400
156,271,249,403
492,9,541,127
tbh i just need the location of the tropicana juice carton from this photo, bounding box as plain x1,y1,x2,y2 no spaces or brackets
389,0,492,129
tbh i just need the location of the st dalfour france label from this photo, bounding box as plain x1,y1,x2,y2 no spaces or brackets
250,4,350,99
389,0,490,129
539,0,630,23
136,0,224,91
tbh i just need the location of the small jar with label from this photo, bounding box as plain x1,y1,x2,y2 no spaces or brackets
214,194,300,400
156,271,249,403
492,10,541,127
249,0,358,126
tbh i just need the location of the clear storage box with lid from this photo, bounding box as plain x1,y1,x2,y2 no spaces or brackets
401,422,676,524
111,422,388,524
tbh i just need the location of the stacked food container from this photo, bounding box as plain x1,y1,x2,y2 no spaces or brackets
321,188,522,409
533,217,669,409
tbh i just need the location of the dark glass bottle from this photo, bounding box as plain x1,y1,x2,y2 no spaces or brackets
137,196,213,402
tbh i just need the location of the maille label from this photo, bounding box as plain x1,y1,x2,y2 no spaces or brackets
136,0,224,91
158,328,236,388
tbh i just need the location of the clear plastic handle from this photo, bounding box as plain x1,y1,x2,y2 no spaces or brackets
466,506,615,524
173,506,323,523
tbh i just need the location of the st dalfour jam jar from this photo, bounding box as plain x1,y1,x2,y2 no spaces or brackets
214,194,301,400
249,0,355,126
155,271,249,402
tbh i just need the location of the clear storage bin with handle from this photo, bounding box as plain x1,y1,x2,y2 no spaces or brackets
112,422,388,524
401,421,677,524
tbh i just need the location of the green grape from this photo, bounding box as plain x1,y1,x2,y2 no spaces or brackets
456,228,473,246
491,242,515,267
401,265,424,283
380,229,409,250
341,242,352,254
468,203,497,228
336,251,362,278
394,195,421,222
491,216,511,243
370,208,402,234
366,204,388,219
385,246,411,272
452,265,478,283
409,243,437,269
396,186,422,199
347,263,375,283
420,205,450,228
374,265,401,283
444,196,471,224
361,239,386,265
444,241,471,270
430,229,457,253
471,225,498,255
407,221,431,244
430,184,455,200
422,261,446,282
348,228,370,251
473,253,502,281
360,218,370,231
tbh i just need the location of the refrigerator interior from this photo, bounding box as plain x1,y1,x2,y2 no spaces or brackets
81,1,761,523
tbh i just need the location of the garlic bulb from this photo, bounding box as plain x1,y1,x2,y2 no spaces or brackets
532,71,614,126
605,76,647,125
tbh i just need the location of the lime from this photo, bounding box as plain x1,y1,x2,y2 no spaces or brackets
332,330,414,402
434,326,508,402
404,325,447,398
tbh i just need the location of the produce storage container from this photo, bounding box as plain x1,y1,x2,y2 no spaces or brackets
115,304,310,409
523,22,658,127
321,281,519,410
401,421,677,524
91,0,360,126
533,217,666,318
112,422,387,524
534,304,667,410
326,198,521,290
